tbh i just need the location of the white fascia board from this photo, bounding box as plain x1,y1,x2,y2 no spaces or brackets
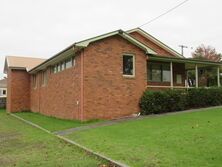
75,30,156,54
75,31,120,47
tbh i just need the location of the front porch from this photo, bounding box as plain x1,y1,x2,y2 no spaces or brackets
147,55,222,89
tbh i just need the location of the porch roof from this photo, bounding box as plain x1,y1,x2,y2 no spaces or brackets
148,55,222,67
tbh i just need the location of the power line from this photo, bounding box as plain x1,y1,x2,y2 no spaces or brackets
138,0,189,28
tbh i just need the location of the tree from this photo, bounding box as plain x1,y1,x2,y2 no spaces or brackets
192,44,222,62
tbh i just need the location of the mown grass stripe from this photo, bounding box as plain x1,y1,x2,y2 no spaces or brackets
9,113,129,167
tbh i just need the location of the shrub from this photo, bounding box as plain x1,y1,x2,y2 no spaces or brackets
140,89,187,115
140,87,222,115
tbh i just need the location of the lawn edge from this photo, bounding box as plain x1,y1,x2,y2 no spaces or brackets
9,113,129,167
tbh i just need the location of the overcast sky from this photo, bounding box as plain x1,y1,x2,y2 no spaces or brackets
1,0,222,79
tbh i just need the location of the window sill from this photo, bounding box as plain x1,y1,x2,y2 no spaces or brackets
123,75,135,79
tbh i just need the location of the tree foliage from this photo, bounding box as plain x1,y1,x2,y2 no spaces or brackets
192,44,222,62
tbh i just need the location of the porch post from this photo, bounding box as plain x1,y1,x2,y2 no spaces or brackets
195,64,198,88
217,66,221,87
170,62,173,89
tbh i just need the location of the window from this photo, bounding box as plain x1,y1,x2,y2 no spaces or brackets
61,62,65,71
52,57,74,74
2,90,6,95
57,64,61,72
53,65,57,73
73,58,76,67
162,64,171,82
41,71,47,86
66,58,72,69
32,75,37,88
148,63,170,82
123,55,135,76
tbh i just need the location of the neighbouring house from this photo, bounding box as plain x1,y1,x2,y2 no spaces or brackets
0,78,7,97
4,28,222,120
0,78,7,108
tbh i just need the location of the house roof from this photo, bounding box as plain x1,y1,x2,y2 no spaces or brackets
29,29,157,73
4,56,46,74
0,78,7,88
127,28,183,58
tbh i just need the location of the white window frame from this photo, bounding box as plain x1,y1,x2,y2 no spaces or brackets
122,54,135,78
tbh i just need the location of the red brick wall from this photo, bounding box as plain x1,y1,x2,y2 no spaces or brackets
6,33,186,121
7,69,30,112
30,54,82,120
129,31,175,57
82,35,147,120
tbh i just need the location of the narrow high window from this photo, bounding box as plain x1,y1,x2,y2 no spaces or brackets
41,71,48,86
65,58,72,69
32,75,37,88
123,54,135,77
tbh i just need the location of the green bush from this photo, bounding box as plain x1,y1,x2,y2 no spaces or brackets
140,88,222,115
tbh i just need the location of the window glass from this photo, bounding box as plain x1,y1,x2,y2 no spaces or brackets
3,90,6,95
53,66,57,73
66,58,72,69
148,63,170,82
151,64,161,82
123,55,134,76
162,64,170,82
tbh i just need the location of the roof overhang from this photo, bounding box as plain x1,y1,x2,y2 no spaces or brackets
148,55,222,66
29,29,157,74
127,28,184,58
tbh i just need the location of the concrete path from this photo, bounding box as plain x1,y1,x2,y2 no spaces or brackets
54,116,140,136
54,105,222,136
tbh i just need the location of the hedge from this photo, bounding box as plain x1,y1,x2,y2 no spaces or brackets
139,88,222,115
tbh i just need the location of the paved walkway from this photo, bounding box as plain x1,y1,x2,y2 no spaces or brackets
54,105,222,136
54,116,140,136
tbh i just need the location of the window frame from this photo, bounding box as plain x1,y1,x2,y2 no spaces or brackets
122,54,135,78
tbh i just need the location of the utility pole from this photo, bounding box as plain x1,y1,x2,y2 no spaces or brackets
179,45,188,56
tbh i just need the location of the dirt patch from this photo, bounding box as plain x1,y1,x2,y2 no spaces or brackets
0,156,15,166
0,131,20,142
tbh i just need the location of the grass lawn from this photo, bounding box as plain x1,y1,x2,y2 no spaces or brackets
66,108,222,167
15,111,101,132
0,109,107,167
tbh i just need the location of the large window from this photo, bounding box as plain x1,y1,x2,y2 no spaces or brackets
123,55,135,76
148,62,170,82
